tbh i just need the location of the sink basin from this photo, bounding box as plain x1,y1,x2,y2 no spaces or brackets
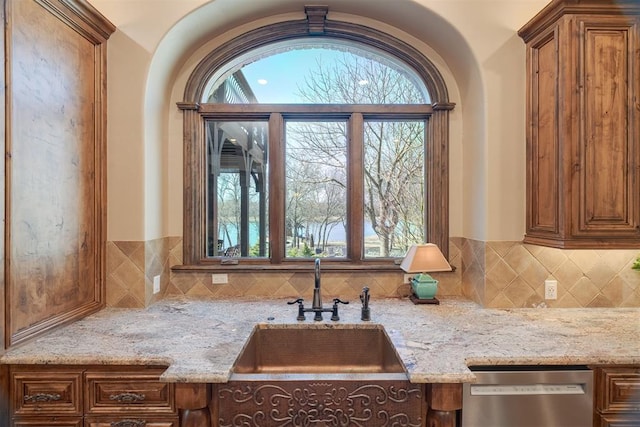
230,324,407,380
222,324,419,425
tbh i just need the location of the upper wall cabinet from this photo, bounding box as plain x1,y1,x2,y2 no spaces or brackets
2,0,114,349
519,0,640,249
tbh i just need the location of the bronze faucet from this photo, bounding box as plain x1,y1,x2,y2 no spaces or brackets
287,258,348,321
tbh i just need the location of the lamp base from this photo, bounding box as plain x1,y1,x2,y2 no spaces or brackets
409,293,440,305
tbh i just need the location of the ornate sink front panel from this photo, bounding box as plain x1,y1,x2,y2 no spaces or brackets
217,380,424,427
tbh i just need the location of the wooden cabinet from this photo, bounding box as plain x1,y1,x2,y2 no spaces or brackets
9,366,178,427
518,0,640,248
593,366,640,427
1,0,114,349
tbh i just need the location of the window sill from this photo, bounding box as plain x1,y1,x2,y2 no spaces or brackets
171,261,404,274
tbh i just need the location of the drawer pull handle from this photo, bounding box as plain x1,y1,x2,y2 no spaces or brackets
109,392,146,403
110,420,147,427
24,393,62,403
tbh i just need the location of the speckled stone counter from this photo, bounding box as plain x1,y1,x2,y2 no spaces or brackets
1,296,638,383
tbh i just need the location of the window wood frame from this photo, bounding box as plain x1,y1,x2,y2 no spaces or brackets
177,7,454,271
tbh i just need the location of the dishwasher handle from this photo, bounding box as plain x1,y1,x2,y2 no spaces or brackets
469,383,586,396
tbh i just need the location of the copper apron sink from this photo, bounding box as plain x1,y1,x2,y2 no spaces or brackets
230,324,407,381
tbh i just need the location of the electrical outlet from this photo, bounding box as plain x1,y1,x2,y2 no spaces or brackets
212,274,228,284
403,274,412,284
153,275,161,294
544,279,557,300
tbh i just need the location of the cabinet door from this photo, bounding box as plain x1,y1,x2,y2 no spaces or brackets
594,366,640,427
526,23,562,238
595,367,640,413
574,16,640,240
5,0,113,349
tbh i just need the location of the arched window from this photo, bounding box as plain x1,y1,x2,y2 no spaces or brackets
178,6,454,269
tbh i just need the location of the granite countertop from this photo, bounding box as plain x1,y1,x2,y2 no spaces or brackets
1,296,638,383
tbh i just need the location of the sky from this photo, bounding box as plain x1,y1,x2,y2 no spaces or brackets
240,48,346,103
218,42,430,104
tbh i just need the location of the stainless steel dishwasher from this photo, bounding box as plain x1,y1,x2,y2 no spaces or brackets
462,365,593,427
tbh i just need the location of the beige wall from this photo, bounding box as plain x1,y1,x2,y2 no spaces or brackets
90,0,640,310
105,30,148,241
93,0,550,243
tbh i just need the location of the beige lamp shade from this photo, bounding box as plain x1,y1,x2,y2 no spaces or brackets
400,244,452,273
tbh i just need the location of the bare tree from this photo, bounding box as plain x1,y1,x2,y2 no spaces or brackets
295,53,426,256
286,122,346,255
363,120,424,256
216,173,242,248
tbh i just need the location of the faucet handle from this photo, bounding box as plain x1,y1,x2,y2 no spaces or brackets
330,298,349,321
287,298,306,321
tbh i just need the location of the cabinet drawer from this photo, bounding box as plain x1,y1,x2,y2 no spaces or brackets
13,418,83,427
596,367,640,413
11,369,83,416
84,370,175,415
84,417,179,427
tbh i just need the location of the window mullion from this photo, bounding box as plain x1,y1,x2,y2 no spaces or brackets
269,113,285,263
348,113,364,262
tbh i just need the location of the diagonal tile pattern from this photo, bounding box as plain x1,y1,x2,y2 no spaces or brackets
106,237,639,309
477,242,640,308
106,241,145,308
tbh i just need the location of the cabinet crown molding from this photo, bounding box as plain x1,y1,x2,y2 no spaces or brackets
519,0,640,42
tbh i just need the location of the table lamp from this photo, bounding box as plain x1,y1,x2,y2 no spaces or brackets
400,243,452,304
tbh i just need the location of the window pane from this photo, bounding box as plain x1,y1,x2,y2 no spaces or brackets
205,121,269,258
285,121,347,258
364,120,425,258
203,39,429,104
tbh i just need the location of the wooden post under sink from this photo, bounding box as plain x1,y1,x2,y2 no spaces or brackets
176,383,211,427
426,383,463,427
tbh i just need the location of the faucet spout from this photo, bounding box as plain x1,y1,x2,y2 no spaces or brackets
312,258,322,311
360,287,371,321
314,258,321,289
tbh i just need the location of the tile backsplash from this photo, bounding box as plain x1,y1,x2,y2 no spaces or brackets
461,240,639,308
106,237,180,308
106,237,639,309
